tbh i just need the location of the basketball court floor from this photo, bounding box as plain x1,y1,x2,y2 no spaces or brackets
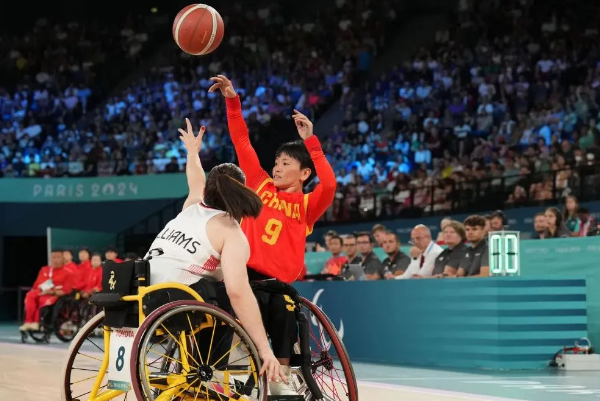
1,324,600,401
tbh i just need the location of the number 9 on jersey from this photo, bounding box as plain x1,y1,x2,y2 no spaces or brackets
261,218,283,245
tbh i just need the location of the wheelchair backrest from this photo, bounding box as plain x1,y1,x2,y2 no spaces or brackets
90,260,148,328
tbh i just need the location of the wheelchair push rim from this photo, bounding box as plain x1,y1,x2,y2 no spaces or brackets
131,300,268,401
60,311,127,401
297,297,358,401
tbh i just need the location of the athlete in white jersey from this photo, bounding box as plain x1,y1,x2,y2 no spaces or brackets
145,119,287,385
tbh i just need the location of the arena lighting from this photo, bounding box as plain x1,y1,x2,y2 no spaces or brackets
489,230,521,276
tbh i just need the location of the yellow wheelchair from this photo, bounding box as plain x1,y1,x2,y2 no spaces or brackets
60,259,358,401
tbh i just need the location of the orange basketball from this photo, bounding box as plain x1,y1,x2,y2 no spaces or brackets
172,4,224,56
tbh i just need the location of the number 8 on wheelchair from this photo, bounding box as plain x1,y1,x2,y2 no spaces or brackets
60,258,358,401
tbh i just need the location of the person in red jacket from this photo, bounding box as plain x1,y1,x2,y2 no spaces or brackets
209,75,336,396
105,246,123,263
80,253,103,299
20,249,74,331
73,248,93,292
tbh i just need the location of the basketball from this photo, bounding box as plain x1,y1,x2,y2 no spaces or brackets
172,4,224,56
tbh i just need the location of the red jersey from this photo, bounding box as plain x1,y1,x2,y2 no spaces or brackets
226,96,336,283
83,267,103,293
72,261,92,291
324,254,348,275
32,266,74,294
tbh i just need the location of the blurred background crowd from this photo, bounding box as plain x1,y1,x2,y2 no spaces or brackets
1,0,600,226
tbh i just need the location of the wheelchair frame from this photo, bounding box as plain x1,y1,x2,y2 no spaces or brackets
86,280,210,401
64,261,357,401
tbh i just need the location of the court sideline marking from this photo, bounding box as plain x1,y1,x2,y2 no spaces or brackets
359,380,533,401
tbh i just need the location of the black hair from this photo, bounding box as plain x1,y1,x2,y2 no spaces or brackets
91,253,102,259
578,207,590,214
329,235,343,246
490,210,507,225
203,163,263,221
106,246,118,253
275,140,315,184
62,248,73,256
355,231,373,243
79,248,91,258
545,207,564,227
125,252,138,260
51,249,63,254
325,230,338,237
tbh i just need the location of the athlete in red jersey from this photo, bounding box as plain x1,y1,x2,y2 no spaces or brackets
20,250,74,331
81,253,103,298
209,75,336,284
209,75,336,396
321,235,347,275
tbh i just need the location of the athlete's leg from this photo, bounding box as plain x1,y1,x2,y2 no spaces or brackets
266,293,298,364
19,290,40,330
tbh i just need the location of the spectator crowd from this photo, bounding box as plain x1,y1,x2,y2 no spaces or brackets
314,194,599,282
1,0,600,227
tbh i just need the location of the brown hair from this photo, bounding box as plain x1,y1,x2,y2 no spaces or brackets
203,163,263,221
372,224,387,234
464,215,486,229
443,220,466,242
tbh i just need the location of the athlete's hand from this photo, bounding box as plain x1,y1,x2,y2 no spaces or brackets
178,118,205,156
258,349,288,384
292,109,314,140
208,75,237,98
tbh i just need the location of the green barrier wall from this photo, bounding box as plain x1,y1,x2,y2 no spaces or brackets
47,228,116,259
304,237,600,346
294,277,588,369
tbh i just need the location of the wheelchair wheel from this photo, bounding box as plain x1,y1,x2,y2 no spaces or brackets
132,300,268,401
295,297,358,401
60,311,130,401
53,297,81,342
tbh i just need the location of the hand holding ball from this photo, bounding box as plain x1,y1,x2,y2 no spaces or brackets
173,4,224,55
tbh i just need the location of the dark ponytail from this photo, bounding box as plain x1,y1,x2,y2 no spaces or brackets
204,163,263,221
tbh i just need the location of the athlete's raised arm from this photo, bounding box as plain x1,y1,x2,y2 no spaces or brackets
218,217,286,384
208,75,268,189
292,111,336,229
179,119,206,210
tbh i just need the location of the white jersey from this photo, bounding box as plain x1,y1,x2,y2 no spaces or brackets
145,203,225,286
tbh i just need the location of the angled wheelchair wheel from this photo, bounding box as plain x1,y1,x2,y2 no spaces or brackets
60,311,131,401
294,297,358,401
131,300,268,401
54,297,81,343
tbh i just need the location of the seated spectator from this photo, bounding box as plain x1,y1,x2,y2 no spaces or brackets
431,221,468,277
543,207,571,238
489,211,507,232
355,232,382,281
456,216,490,278
20,249,73,331
381,231,411,277
530,212,548,239
435,217,452,245
322,235,347,275
396,225,443,279
80,253,103,299
371,224,387,247
316,230,338,252
577,208,600,237
563,195,581,236
340,234,361,280
105,246,123,263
